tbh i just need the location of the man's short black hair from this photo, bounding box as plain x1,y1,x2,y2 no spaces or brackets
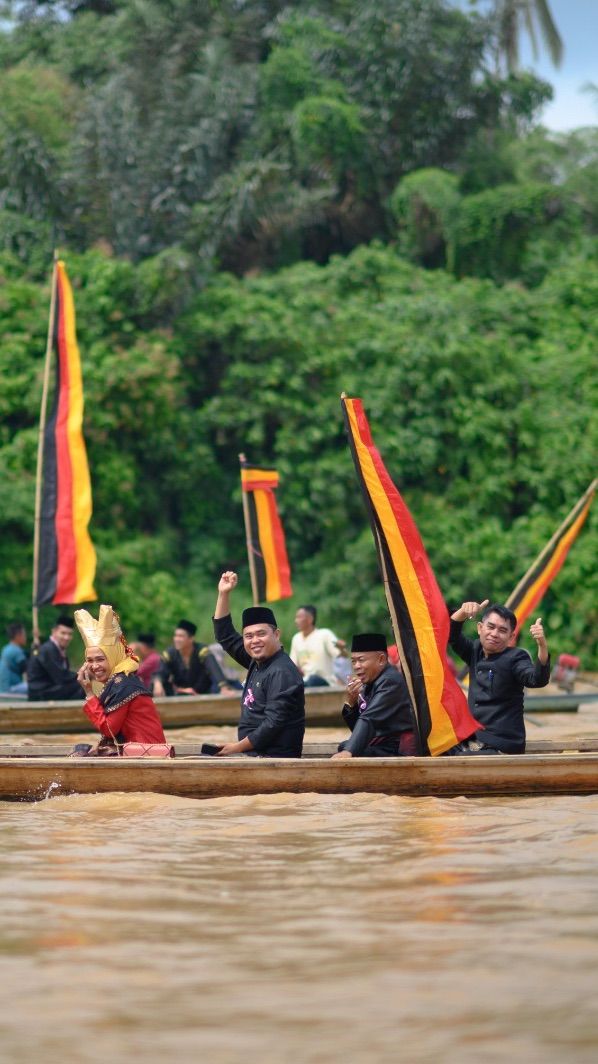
54,614,74,629
176,619,197,636
481,604,517,631
298,604,317,624
7,621,25,640
137,633,155,647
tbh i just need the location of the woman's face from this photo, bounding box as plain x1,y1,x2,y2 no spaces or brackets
85,647,111,684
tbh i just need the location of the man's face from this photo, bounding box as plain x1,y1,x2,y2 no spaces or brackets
85,647,111,684
14,628,26,647
173,628,193,653
477,612,513,655
242,623,281,661
295,609,314,634
351,650,387,685
52,624,73,651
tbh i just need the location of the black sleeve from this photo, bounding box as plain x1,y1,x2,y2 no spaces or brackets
342,703,359,731
449,620,475,666
511,649,551,689
157,649,175,685
213,614,252,670
199,646,228,688
344,716,376,756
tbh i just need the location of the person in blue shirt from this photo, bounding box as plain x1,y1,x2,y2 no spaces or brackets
0,622,28,695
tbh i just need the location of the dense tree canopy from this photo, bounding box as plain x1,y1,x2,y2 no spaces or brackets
0,0,596,666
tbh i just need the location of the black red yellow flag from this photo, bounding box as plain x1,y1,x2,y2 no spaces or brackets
35,261,97,606
506,479,596,637
342,396,479,756
240,459,292,604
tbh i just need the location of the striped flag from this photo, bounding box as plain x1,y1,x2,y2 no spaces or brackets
35,260,97,605
506,479,596,637
342,396,479,756
240,459,292,604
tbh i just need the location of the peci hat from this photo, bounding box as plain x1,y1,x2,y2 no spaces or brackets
350,633,388,654
242,606,277,629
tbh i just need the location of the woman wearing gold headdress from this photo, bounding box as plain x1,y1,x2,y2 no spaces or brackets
75,605,166,745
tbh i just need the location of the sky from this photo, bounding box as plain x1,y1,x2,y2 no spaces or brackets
453,0,598,131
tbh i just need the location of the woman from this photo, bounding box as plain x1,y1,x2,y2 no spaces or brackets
75,605,166,746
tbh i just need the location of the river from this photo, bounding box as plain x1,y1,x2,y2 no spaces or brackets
1,710,597,1063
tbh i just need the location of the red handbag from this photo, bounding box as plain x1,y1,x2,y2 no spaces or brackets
121,743,175,758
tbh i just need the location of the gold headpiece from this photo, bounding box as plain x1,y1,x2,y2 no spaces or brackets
74,604,123,649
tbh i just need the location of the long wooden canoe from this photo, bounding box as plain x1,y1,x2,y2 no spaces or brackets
0,740,597,801
0,686,593,735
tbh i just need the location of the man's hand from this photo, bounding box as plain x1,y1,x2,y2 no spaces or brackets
216,740,248,756
451,599,490,622
218,571,238,594
219,685,238,697
331,750,353,760
153,680,165,697
174,686,196,695
530,617,549,664
345,676,361,707
76,664,93,697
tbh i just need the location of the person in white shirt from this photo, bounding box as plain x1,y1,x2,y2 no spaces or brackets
289,605,346,687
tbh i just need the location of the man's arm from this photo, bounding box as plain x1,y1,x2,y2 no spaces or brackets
152,650,173,698
449,599,489,664
512,618,551,688
34,643,78,686
213,571,252,669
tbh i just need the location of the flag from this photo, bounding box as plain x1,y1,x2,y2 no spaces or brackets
342,396,479,756
240,460,292,603
506,479,596,637
35,260,97,605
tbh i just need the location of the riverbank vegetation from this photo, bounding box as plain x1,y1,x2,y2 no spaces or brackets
0,1,596,663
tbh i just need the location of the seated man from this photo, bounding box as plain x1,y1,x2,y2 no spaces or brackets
0,622,28,696
153,619,234,696
134,633,162,690
289,605,346,687
331,633,417,759
447,599,550,755
213,571,305,757
27,615,82,701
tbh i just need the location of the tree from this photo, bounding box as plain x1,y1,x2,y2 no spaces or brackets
491,0,563,73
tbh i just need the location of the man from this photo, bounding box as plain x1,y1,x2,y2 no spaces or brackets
213,571,305,757
331,633,417,759
447,599,550,755
27,615,82,701
289,605,346,687
134,633,162,690
0,622,28,695
153,619,234,697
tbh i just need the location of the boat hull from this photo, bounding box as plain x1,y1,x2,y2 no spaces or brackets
1,747,597,801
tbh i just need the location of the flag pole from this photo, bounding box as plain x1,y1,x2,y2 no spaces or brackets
32,252,58,646
239,453,259,605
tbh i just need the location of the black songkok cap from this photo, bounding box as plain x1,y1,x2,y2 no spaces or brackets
351,633,388,653
242,606,277,629
176,619,197,636
55,614,74,629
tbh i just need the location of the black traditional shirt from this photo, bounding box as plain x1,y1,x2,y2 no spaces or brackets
449,620,550,753
214,613,305,757
341,664,416,756
27,639,81,701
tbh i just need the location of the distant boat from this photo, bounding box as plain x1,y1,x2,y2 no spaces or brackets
1,739,597,801
0,686,594,735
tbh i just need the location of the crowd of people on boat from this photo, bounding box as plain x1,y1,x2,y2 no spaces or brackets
0,574,551,759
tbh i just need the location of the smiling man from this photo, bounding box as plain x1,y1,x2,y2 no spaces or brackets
331,633,417,760
212,571,305,757
448,600,550,755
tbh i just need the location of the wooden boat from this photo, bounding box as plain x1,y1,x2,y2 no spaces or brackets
0,686,593,735
0,740,597,801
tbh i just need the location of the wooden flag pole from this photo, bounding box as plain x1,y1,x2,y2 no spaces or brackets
239,453,259,606
32,253,58,646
